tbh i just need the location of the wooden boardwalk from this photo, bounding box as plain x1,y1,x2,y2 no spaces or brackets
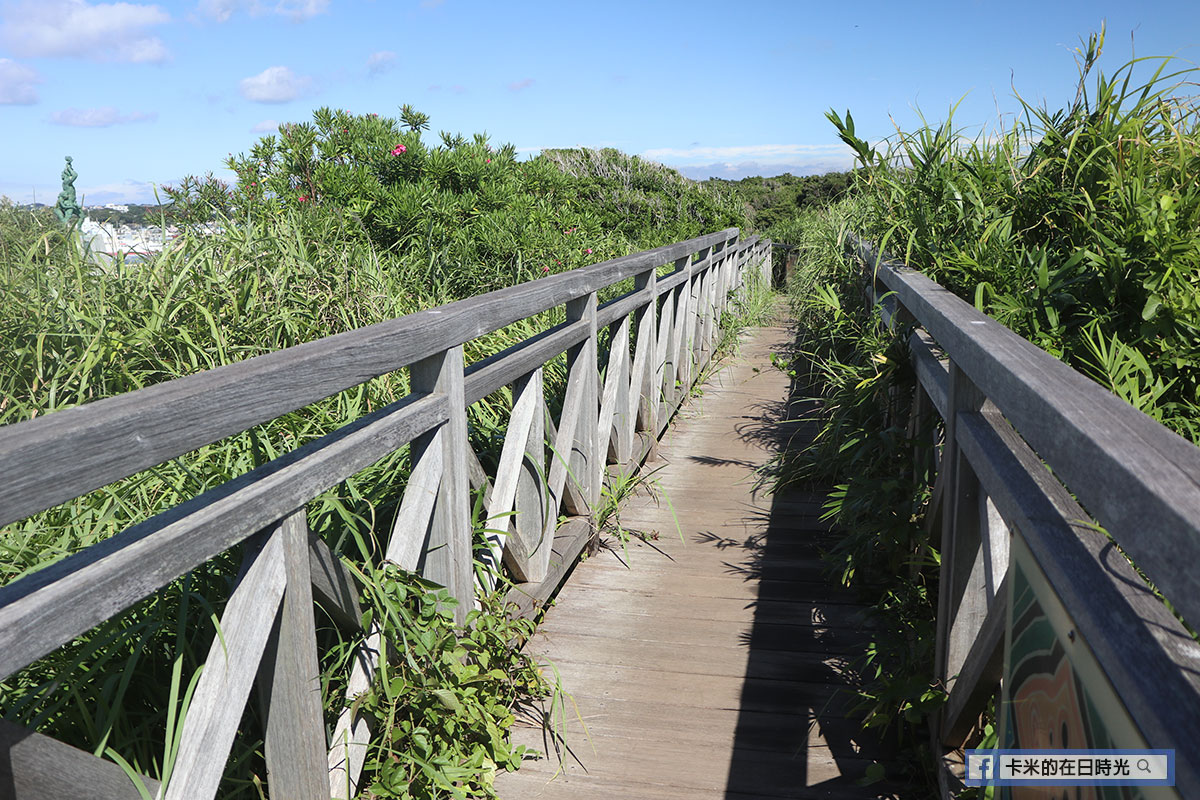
496,318,901,800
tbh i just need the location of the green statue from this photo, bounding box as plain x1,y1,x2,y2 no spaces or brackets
55,156,82,226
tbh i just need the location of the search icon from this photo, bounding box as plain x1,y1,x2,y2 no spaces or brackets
1137,758,1151,773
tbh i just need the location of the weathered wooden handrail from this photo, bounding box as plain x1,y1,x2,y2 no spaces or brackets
0,229,772,799
848,232,1200,797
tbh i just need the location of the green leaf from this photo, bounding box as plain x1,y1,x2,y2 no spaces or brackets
1142,294,1163,321
431,688,463,712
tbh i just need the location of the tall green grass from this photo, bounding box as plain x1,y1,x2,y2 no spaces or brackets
0,136,747,797
775,27,1200,791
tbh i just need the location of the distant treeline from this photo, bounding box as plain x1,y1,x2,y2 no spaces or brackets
707,171,854,233
85,205,166,226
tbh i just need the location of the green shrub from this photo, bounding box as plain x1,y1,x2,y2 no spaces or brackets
828,25,1200,439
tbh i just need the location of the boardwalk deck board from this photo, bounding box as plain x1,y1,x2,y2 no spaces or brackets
495,318,898,800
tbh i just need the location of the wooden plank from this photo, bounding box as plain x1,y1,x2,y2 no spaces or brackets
504,517,595,620
932,362,985,689
678,250,703,391
257,510,327,800
328,408,458,799
653,265,681,418
387,426,444,571
466,446,493,508
488,368,542,581
955,408,1200,790
463,318,589,407
0,228,738,529
611,323,633,465
164,528,287,800
513,374,549,583
411,346,472,624
939,572,1006,747
0,719,161,800
909,328,948,420
542,411,590,517
562,293,600,513
711,240,729,319
0,391,446,683
653,261,691,294
631,268,657,443
851,233,1200,636
596,317,630,466
668,269,692,409
327,625,380,799
606,430,656,485
308,534,362,632
595,284,653,329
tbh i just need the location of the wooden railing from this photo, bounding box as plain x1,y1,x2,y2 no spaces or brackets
848,233,1200,797
0,230,772,799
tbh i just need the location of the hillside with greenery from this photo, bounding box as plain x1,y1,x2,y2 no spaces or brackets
775,27,1200,790
0,111,746,799
709,171,853,232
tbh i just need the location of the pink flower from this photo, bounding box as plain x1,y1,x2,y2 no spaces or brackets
298,195,309,202
486,158,492,163
391,144,407,156
542,266,550,273
585,248,593,254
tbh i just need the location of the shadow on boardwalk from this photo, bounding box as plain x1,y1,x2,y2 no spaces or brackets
710,327,909,798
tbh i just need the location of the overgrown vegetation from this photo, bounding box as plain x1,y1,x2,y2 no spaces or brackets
777,25,1200,792
0,107,747,798
829,26,1200,440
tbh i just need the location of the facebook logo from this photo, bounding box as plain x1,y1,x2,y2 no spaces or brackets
967,752,998,783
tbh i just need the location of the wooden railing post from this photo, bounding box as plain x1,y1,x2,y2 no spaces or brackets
934,363,1010,714
258,509,328,799
632,267,658,447
679,249,704,390
658,255,688,426
563,292,600,511
163,527,288,800
410,345,472,624
491,368,549,584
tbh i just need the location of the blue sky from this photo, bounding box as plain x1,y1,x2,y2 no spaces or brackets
1,0,1197,205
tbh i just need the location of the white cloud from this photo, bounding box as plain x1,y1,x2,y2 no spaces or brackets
641,143,853,164
367,50,395,75
0,58,40,104
49,106,156,126
239,66,312,103
195,0,237,21
250,118,279,132
196,0,327,22
508,78,534,91
1,0,170,63
80,179,160,204
273,0,327,20
671,158,857,181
